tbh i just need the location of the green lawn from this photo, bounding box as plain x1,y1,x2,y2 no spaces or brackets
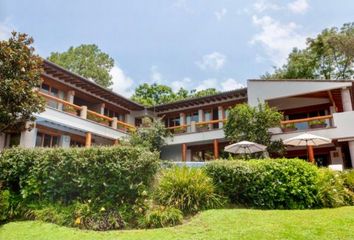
2,207,354,240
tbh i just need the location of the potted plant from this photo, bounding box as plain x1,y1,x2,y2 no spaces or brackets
309,119,327,129
282,123,297,132
87,112,110,126
63,105,77,115
196,123,209,132
173,126,186,134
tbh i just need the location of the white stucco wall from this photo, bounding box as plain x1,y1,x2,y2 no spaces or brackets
247,80,352,106
166,129,224,145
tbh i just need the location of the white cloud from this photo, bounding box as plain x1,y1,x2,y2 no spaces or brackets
214,8,227,21
253,0,281,13
196,52,227,71
172,0,194,13
171,77,192,92
195,78,244,92
0,20,14,40
150,65,163,83
220,78,245,91
288,0,309,14
111,65,135,97
250,15,307,65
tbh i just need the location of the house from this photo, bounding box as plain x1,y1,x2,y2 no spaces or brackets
0,60,354,168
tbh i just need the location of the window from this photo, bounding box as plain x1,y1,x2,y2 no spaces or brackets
35,132,60,148
40,83,60,109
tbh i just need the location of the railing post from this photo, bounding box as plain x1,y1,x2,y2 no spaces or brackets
191,121,196,132
218,106,224,129
80,106,87,119
112,117,118,129
67,90,75,104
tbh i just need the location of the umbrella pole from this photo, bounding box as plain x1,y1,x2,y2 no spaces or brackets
307,145,315,164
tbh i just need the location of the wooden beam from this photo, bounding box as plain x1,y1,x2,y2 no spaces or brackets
182,144,187,161
307,145,315,163
85,132,92,147
213,139,219,160
327,90,338,112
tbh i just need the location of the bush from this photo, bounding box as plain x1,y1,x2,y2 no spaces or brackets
317,168,354,208
0,189,10,221
140,206,183,228
205,159,320,209
343,170,354,192
0,146,160,206
154,167,223,214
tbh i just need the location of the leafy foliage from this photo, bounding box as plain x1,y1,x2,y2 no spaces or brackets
343,170,354,192
48,44,114,88
139,206,183,228
127,117,171,152
0,189,10,221
224,103,284,156
131,83,220,106
0,32,45,133
317,169,354,208
154,167,223,214
205,159,322,209
262,22,354,80
0,146,160,206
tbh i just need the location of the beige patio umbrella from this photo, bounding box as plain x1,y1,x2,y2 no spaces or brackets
224,141,267,156
283,133,331,163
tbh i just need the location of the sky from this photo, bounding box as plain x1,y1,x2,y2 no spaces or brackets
1,0,353,97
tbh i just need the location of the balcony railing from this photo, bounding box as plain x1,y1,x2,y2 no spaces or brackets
38,91,136,132
166,119,226,134
280,115,333,133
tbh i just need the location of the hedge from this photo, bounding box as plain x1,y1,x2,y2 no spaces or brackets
205,158,321,209
0,146,160,206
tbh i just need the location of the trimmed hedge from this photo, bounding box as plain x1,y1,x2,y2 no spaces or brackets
0,146,160,206
205,159,321,209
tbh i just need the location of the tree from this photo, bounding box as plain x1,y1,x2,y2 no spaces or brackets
131,83,221,106
191,88,219,97
131,83,176,106
48,44,114,88
262,22,354,80
127,117,171,152
0,32,45,133
224,103,284,156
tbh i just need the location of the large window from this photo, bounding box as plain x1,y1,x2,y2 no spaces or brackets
40,83,61,109
35,132,60,147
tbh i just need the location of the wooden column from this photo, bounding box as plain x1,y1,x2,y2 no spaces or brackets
307,145,315,163
213,139,219,160
182,144,187,162
114,139,120,145
85,132,92,147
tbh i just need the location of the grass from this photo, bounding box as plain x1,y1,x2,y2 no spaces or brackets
2,207,354,240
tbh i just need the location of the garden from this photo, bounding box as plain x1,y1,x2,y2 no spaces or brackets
1,145,354,235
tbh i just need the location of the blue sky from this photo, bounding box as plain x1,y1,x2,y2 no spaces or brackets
1,0,353,97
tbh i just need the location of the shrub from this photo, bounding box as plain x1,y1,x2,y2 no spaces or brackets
317,168,354,208
154,167,223,214
205,159,320,209
0,146,160,206
0,189,10,221
140,206,183,228
343,170,354,192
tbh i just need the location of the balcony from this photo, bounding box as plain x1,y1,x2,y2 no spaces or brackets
166,119,226,135
279,115,333,134
37,91,135,133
